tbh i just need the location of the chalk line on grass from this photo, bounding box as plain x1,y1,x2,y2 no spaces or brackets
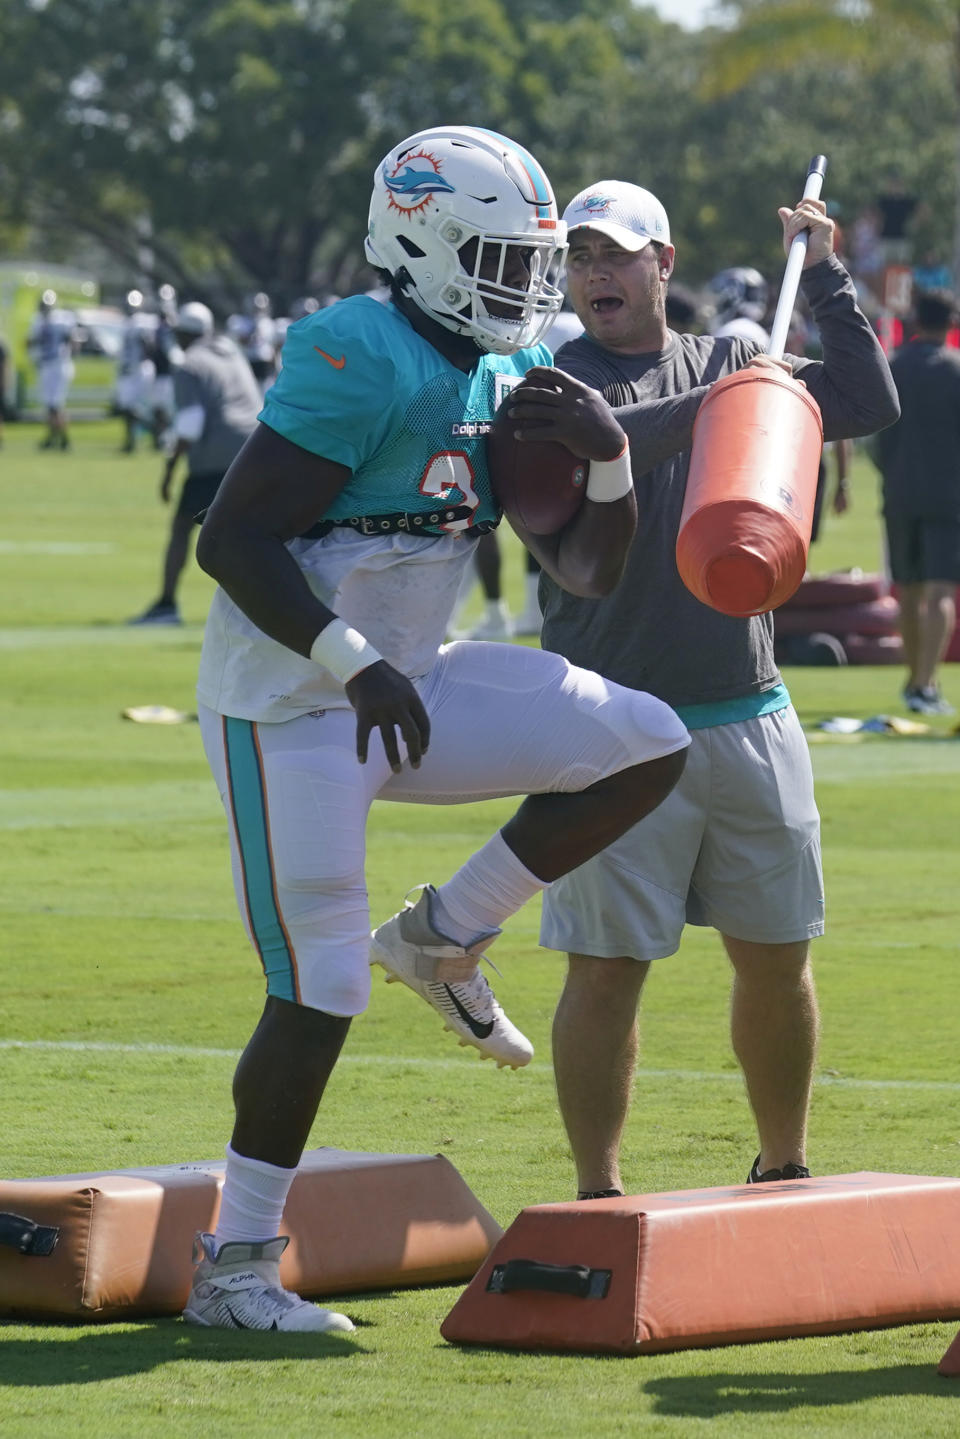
0,782,220,830
0,625,202,650
2,1039,959,1090
0,542,115,556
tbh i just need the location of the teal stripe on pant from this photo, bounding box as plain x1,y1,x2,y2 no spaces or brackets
223,716,298,1003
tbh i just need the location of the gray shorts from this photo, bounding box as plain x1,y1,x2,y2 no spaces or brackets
539,705,823,960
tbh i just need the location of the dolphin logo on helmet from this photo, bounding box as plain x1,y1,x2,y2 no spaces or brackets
385,163,456,202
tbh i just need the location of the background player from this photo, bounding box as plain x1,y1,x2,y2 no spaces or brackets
873,287,960,715
28,290,77,451
129,302,261,626
115,289,156,453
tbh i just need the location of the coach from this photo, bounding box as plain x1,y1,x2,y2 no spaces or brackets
532,177,899,1200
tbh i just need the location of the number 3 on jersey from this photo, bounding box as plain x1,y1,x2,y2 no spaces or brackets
420,451,479,531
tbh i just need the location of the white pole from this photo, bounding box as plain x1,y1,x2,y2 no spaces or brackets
767,155,828,361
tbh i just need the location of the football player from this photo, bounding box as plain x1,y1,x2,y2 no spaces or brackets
28,290,78,451
115,290,157,453
184,125,690,1332
707,265,771,346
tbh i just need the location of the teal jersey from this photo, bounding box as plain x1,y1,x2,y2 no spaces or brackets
260,296,551,530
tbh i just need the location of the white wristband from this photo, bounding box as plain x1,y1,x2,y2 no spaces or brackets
309,620,382,684
586,441,633,503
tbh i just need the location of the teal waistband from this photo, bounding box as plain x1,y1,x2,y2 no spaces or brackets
674,683,791,731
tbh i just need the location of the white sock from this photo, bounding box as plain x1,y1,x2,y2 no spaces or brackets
432,831,547,945
214,1143,298,1249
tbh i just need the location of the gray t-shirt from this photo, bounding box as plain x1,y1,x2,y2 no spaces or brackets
173,335,262,476
875,340,960,519
541,256,899,708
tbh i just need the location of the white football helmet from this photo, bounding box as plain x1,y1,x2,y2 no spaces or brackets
707,266,769,328
365,125,566,355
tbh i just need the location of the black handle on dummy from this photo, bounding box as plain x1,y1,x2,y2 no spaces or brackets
486,1257,611,1299
0,1211,60,1256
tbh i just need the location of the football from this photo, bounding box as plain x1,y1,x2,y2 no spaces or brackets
487,403,588,536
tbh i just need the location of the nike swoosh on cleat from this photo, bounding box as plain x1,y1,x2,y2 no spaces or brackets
443,986,494,1039
223,1302,279,1331
313,346,346,369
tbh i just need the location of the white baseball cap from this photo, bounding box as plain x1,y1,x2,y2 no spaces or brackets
562,181,671,251
175,301,214,336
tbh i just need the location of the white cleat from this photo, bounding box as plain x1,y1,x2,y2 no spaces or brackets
370,886,533,1069
512,608,543,639
183,1233,355,1333
461,601,514,642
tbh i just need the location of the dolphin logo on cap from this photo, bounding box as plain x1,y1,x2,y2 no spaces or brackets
580,195,616,213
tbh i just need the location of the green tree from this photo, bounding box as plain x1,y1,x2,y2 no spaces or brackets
0,0,374,304
0,0,659,303
5,0,951,310
705,0,960,286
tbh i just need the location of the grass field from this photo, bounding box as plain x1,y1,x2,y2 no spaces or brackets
2,420,959,1436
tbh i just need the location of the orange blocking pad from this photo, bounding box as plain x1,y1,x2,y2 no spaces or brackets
0,1148,502,1321
441,1173,960,1355
940,1327,960,1376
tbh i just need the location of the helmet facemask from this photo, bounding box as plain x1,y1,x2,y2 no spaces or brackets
430,224,564,355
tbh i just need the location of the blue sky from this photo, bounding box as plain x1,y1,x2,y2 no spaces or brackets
647,0,728,28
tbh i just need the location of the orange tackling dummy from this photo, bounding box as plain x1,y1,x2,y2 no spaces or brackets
676,156,828,618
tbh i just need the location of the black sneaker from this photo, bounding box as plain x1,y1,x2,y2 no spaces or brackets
746,1155,811,1184
904,685,955,716
128,600,183,627
577,1188,624,1201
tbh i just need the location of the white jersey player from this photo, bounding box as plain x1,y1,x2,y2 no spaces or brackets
226,293,279,396
28,290,77,451
115,290,157,452
707,266,771,346
184,125,689,1335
